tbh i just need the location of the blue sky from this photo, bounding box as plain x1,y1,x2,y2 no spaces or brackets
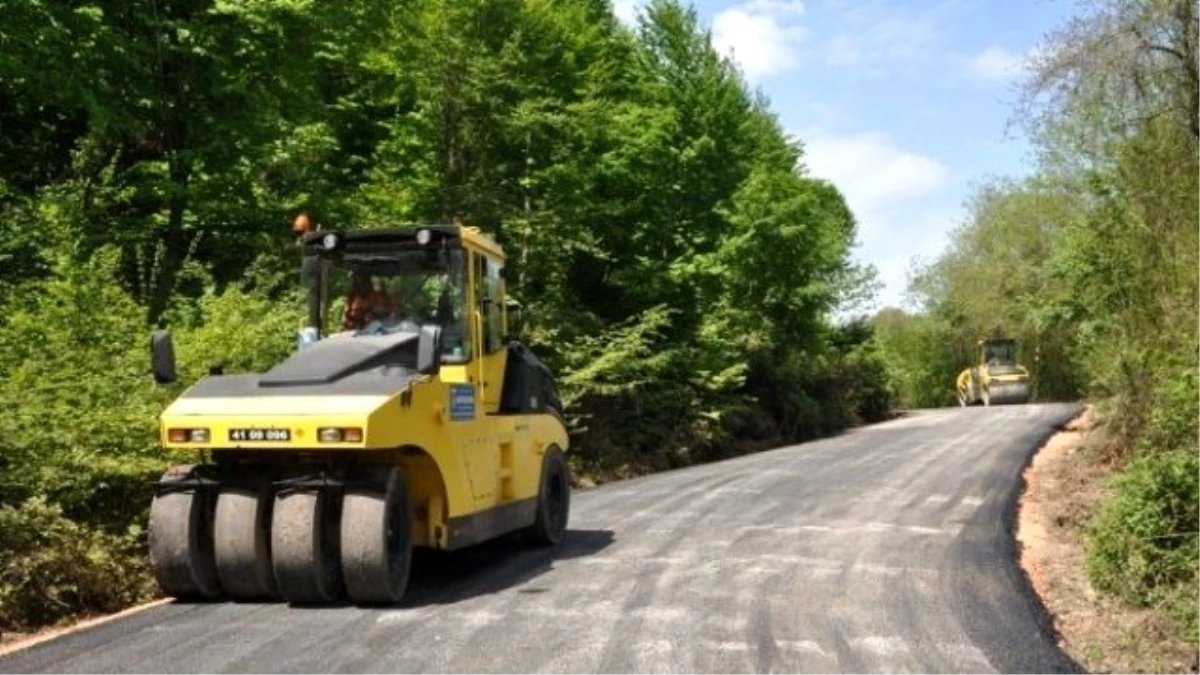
615,0,1075,311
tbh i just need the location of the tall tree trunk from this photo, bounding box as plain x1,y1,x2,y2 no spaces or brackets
147,9,192,325
440,63,463,222
148,157,190,324
1175,0,1199,138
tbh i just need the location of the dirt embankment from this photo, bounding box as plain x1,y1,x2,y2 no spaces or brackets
0,599,171,656
1017,407,1198,674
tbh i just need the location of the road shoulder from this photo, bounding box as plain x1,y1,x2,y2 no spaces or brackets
0,599,170,658
1017,406,1198,673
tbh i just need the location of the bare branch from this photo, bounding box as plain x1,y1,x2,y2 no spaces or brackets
1143,42,1187,61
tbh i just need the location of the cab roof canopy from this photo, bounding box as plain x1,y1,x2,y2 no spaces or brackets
302,224,505,260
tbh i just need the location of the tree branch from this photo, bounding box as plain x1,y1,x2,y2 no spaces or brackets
1143,42,1187,61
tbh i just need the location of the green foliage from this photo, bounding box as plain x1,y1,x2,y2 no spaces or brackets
871,307,962,409
838,334,892,425
170,285,304,380
1087,449,1199,637
742,322,891,444
0,249,308,632
0,249,171,523
0,497,155,632
559,305,679,406
1139,367,1200,459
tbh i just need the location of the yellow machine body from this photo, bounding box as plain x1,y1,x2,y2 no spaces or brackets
955,337,1031,406
149,225,572,606
160,379,567,549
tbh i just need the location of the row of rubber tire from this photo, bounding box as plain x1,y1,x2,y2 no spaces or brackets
149,464,424,606
148,450,572,606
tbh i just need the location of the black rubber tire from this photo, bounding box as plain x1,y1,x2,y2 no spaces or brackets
340,467,412,605
148,468,222,601
271,490,342,604
525,447,570,546
214,476,277,601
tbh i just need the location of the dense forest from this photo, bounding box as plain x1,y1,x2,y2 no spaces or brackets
874,0,1199,641
0,0,887,630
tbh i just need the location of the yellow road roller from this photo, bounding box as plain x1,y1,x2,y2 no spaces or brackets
955,336,1031,406
148,225,570,605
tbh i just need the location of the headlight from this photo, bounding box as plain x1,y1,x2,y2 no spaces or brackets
415,228,433,246
167,428,210,443
318,427,363,443
321,233,339,250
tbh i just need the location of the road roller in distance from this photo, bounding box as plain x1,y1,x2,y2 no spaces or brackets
955,336,1031,406
148,225,570,605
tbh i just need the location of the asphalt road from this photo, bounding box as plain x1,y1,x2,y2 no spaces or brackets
1,404,1081,674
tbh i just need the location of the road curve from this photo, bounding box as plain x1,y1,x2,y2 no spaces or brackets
1,404,1081,674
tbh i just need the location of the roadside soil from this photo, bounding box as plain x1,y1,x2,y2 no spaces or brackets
0,599,170,657
1017,406,1199,674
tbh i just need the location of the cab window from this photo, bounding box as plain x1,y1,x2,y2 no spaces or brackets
485,258,504,352
317,248,471,364
473,252,505,354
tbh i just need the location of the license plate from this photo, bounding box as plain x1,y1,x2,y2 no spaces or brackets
228,428,291,442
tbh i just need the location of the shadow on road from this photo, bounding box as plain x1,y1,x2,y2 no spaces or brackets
399,528,615,606
237,529,614,613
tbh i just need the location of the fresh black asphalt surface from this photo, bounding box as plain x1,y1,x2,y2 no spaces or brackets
1,404,1082,673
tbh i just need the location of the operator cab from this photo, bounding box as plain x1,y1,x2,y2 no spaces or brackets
303,226,476,361
303,225,506,355
301,225,532,413
981,337,1019,373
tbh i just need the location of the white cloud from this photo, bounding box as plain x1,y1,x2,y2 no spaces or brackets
803,131,947,219
740,0,806,16
613,0,645,26
801,130,955,310
712,1,806,81
820,14,938,71
967,46,1024,82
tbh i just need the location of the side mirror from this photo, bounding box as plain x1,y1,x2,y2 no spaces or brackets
150,330,177,385
505,299,524,337
416,324,442,376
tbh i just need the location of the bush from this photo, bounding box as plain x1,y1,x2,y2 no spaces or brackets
557,309,895,479
1087,448,1199,636
0,249,173,513
0,249,307,632
840,338,892,424
0,497,155,633
1140,363,1199,458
